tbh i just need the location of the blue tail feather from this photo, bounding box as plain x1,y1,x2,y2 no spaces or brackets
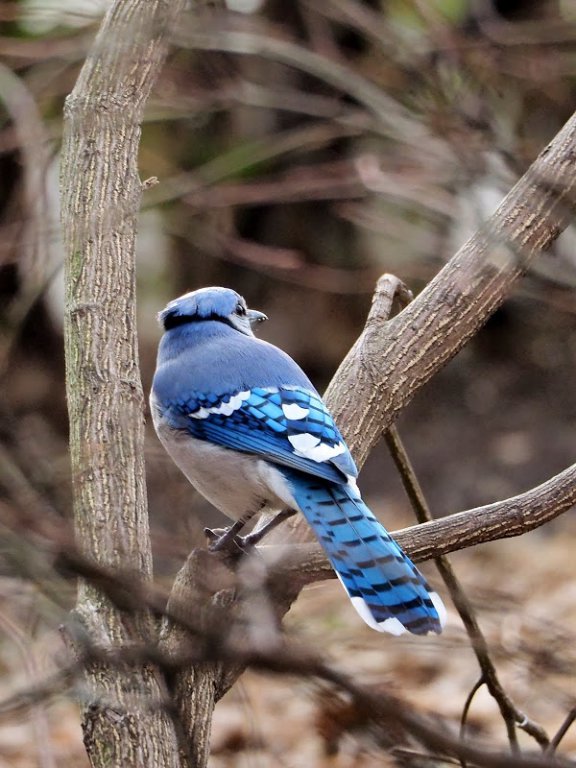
284,472,445,636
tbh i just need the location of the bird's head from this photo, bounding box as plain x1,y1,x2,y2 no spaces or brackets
159,287,268,337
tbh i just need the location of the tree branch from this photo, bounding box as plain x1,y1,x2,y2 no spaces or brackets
265,459,576,582
327,117,576,468
264,111,576,558
384,427,548,751
0,442,573,765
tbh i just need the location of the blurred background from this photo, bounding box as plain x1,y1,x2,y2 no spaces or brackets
1,0,576,765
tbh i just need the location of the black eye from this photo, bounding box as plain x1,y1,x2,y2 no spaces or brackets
236,303,246,316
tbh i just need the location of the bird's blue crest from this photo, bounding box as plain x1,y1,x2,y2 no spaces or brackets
159,287,243,330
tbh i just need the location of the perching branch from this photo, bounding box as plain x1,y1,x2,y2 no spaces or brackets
1,439,573,612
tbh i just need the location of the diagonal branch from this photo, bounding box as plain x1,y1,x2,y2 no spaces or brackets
326,116,576,468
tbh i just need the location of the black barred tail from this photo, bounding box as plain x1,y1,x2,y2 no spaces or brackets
286,473,445,635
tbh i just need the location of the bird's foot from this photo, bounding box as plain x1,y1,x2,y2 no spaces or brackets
204,520,246,554
205,509,295,553
238,509,296,548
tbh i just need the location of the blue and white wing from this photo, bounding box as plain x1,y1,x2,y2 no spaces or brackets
166,386,357,485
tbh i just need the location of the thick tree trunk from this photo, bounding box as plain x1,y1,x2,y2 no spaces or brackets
60,1,187,766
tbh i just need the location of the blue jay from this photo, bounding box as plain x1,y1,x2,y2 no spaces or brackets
151,287,445,636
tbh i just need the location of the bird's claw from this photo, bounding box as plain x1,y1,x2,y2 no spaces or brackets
204,525,252,555
204,509,294,553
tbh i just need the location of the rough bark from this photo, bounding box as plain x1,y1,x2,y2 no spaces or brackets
60,1,187,766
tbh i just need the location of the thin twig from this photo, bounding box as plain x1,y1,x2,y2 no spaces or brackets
384,425,549,752
379,277,548,752
545,708,576,756
172,22,444,151
460,676,486,768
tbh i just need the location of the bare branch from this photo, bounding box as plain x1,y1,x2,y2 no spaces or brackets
325,115,576,469
172,20,440,148
546,708,576,757
387,425,549,749
394,461,576,561
379,276,548,751
265,460,576,581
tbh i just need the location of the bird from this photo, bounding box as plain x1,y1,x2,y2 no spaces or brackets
150,286,446,636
